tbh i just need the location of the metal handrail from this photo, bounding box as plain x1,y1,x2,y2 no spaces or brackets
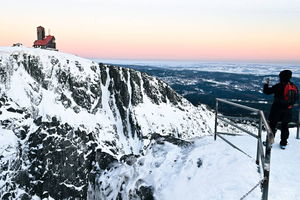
216,98,300,139
215,98,274,200
297,104,300,139
216,98,261,113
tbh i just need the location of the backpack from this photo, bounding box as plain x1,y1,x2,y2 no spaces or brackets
283,82,299,108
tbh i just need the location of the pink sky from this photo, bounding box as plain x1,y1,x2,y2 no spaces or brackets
1,0,300,62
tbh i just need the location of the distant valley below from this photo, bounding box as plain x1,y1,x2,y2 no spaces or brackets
105,62,300,122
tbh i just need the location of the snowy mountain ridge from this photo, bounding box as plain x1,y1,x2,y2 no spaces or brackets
1,47,299,200
0,47,214,199
0,47,213,154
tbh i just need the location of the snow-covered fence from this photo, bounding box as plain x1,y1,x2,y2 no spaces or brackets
214,98,274,200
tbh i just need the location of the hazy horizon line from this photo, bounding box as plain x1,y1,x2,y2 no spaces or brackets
90,57,300,65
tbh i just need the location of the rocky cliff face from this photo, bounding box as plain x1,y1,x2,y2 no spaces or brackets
0,47,214,199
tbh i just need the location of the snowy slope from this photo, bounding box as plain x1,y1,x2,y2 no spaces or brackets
91,128,299,200
0,46,211,155
89,135,262,200
1,46,298,200
219,128,300,200
268,129,300,200
0,46,214,199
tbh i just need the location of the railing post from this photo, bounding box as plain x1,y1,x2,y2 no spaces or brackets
297,106,300,139
262,127,273,200
256,115,262,165
214,99,219,140
262,144,271,200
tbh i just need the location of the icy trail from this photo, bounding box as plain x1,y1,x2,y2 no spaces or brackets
96,128,300,200
269,128,300,200
215,128,300,200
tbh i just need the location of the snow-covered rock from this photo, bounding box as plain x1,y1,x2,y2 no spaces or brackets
0,47,215,199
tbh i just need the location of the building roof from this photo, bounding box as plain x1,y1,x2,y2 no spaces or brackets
34,35,55,46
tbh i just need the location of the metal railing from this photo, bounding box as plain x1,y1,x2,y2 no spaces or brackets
214,98,275,200
297,104,300,139
215,99,300,139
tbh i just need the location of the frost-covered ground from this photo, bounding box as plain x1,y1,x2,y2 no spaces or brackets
268,129,300,200
213,128,300,200
164,128,300,200
92,128,300,200
1,126,299,199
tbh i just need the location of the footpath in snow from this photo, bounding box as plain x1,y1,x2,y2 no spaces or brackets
268,128,300,200
217,127,300,200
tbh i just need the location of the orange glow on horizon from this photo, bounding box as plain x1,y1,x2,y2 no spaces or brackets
1,0,300,62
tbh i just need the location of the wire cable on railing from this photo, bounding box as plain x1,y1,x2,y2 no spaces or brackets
240,178,265,200
224,99,272,105
215,98,274,200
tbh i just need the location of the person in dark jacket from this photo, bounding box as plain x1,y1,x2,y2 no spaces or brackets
263,70,293,149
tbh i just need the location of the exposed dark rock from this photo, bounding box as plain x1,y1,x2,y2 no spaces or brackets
73,106,81,113
22,56,45,85
96,149,118,170
1,119,12,128
4,117,119,199
51,116,60,127
108,66,130,109
18,125,29,140
19,122,93,199
75,61,84,72
41,191,49,199
20,193,31,200
130,70,143,106
142,75,160,105
57,69,69,85
129,112,142,139
60,93,72,108
6,107,16,113
197,158,203,168
151,133,193,147
136,186,154,200
107,66,134,137
6,107,24,114
90,65,97,72
33,116,42,126
99,63,107,85
50,57,59,66
120,154,139,166
24,113,31,119
13,171,31,189
159,83,182,105
71,88,91,110
90,83,101,97
2,192,12,200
